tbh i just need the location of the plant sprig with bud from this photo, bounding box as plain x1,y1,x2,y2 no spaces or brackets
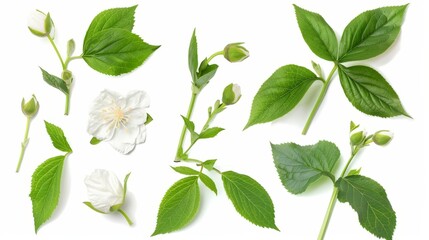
271,121,396,240
16,95,39,172
28,6,159,115
152,30,278,236
245,4,410,134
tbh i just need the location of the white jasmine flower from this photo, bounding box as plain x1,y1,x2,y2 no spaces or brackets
88,90,150,154
84,169,133,225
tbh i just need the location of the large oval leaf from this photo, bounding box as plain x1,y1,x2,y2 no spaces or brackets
338,65,409,117
336,175,396,240
294,5,338,61
83,29,159,76
152,176,200,236
222,171,278,230
271,141,340,194
83,6,137,45
245,65,320,129
30,155,66,233
338,5,408,62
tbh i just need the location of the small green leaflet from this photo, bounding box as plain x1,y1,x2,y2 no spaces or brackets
31,122,72,232
222,171,278,230
271,141,340,194
336,175,396,240
40,68,69,95
90,137,101,145
45,121,73,153
188,29,198,82
199,173,217,195
111,173,131,212
245,65,320,129
181,115,199,143
30,155,66,233
294,4,338,61
202,159,217,170
338,65,409,118
82,5,159,75
171,166,200,175
195,63,218,89
338,5,408,62
199,127,224,139
152,176,200,236
83,6,137,45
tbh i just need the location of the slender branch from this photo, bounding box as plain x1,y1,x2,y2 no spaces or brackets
64,94,70,116
16,117,31,172
175,93,198,161
302,64,338,135
118,208,133,226
47,35,66,70
207,50,224,63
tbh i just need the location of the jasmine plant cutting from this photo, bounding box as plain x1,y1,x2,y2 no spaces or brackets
271,121,395,240
245,4,409,134
30,121,73,233
16,95,39,172
152,30,277,236
84,170,133,225
28,6,159,115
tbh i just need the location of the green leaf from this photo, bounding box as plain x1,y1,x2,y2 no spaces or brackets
111,172,131,212
245,65,320,129
199,127,224,139
171,166,200,175
40,68,69,95
30,155,66,233
90,137,101,145
83,202,106,214
44,121,72,153
188,29,198,82
67,39,75,58
347,168,362,176
181,115,195,133
271,141,340,194
338,65,409,117
222,171,278,230
202,159,217,170
294,5,338,61
83,28,159,76
338,5,408,62
336,175,396,240
152,176,200,236
195,63,218,88
83,5,137,45
199,173,217,195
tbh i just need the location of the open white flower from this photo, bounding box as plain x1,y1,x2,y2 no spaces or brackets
84,169,133,225
88,90,150,154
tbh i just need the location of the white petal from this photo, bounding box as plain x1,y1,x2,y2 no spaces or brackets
126,90,150,108
109,141,136,154
125,108,147,127
84,169,124,213
87,90,120,140
28,10,47,33
108,126,140,154
136,125,147,144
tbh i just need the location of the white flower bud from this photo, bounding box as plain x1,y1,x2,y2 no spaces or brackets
372,130,393,146
222,83,241,105
27,10,54,37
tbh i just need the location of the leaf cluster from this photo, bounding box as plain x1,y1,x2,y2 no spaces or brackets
30,121,72,233
246,5,409,131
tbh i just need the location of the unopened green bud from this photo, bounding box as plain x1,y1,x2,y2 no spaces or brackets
372,130,393,146
21,95,39,118
350,127,366,146
62,70,73,85
28,10,54,38
222,83,241,105
223,43,249,63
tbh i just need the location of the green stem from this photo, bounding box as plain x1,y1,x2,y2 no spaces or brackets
175,93,198,162
118,208,133,226
302,64,338,135
64,94,70,116
16,117,31,173
47,35,66,70
317,149,359,240
207,50,224,63
64,55,82,68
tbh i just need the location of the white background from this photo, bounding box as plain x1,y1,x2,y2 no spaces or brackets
0,0,427,239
